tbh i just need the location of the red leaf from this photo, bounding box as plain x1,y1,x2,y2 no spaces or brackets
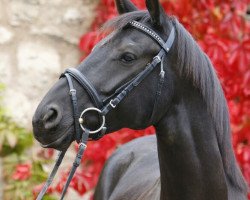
12,163,31,181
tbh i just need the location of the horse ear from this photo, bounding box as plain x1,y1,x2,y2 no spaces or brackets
115,0,138,14
145,0,165,27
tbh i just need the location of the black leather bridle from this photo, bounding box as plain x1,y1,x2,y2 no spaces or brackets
36,20,175,200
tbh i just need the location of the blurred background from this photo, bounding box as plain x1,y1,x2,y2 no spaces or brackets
0,0,249,199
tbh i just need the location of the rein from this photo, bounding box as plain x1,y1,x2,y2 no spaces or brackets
36,20,175,200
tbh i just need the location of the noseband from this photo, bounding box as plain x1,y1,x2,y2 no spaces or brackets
36,20,175,200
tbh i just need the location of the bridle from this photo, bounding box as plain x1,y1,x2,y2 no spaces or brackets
36,20,175,200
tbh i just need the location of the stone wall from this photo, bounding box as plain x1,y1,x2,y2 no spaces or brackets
0,0,98,129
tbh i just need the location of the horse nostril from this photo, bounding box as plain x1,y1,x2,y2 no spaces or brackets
43,105,62,130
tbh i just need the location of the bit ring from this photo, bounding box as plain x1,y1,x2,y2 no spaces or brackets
79,107,105,134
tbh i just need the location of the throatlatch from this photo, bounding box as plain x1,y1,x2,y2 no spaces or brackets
36,20,175,200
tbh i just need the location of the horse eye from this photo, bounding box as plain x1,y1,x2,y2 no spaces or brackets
120,53,136,63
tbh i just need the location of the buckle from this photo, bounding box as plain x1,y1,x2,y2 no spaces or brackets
154,55,161,62
78,142,87,150
109,100,116,108
69,89,76,95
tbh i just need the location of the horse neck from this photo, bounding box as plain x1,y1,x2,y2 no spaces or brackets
154,81,246,200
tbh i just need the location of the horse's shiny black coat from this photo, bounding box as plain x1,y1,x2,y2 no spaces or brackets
32,0,248,199
95,135,161,200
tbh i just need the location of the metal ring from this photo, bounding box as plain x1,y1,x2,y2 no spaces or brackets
79,107,105,134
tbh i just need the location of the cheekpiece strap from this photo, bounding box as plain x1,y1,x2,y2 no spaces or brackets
61,68,103,109
101,55,162,115
65,73,81,142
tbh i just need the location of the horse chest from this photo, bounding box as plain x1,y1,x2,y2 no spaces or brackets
94,135,161,200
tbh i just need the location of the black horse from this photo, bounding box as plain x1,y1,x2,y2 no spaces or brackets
32,0,248,199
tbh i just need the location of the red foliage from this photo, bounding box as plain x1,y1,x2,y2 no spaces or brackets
37,148,55,159
33,183,53,197
12,163,32,181
56,0,250,198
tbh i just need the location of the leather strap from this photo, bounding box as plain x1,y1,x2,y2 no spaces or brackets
101,55,162,115
60,130,89,200
61,68,103,109
149,55,166,124
36,130,89,200
65,73,81,142
36,151,66,200
157,27,175,58
129,21,166,52
129,21,175,54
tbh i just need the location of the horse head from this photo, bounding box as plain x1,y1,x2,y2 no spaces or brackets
32,0,176,151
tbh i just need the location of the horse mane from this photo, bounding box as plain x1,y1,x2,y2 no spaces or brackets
173,19,248,193
103,11,248,193
173,20,226,135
